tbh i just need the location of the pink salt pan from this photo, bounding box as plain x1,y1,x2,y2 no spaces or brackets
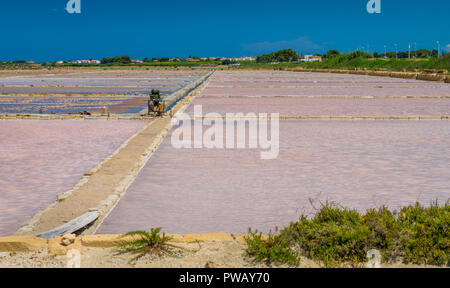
0,119,149,236
186,97,450,117
99,120,450,235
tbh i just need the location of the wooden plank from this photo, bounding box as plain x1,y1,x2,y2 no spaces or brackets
34,211,99,240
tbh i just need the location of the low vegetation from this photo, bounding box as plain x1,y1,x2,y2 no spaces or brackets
245,229,298,265
101,55,131,65
256,49,299,63
117,227,179,262
2,48,448,72
245,201,449,267
239,51,450,72
300,52,450,72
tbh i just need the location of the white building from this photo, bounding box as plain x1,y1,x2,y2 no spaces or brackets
75,60,101,64
228,56,256,61
300,55,322,62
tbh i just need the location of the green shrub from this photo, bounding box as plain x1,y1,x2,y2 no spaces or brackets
398,202,449,265
245,229,298,266
117,227,179,263
283,203,371,267
246,202,449,267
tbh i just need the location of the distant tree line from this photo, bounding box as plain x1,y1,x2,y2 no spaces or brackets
322,49,440,59
373,49,438,59
256,49,299,63
222,59,238,65
144,57,172,62
101,56,131,64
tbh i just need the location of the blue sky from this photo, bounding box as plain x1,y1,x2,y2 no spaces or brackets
0,0,449,61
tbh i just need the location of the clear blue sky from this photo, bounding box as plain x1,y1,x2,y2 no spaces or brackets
0,0,448,61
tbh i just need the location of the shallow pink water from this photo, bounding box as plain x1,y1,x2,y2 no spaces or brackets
206,70,442,83
99,121,450,235
208,82,449,88
201,87,450,97
186,97,450,116
202,71,450,97
0,119,149,236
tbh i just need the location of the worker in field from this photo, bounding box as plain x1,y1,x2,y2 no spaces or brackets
150,89,162,106
149,89,165,116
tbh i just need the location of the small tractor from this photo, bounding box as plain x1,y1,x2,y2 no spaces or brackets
147,89,167,116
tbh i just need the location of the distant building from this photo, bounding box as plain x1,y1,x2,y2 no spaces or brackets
131,60,143,63
238,56,256,61
226,56,256,61
56,61,64,64
300,55,322,62
196,57,222,61
75,60,101,64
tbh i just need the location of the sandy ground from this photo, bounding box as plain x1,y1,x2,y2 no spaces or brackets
0,240,297,268
0,240,441,268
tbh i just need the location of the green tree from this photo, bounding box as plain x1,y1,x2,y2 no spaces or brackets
256,49,299,63
325,50,340,58
101,55,131,64
416,49,431,58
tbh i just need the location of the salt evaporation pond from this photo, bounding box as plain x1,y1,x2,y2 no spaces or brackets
99,70,450,235
0,119,149,236
99,120,450,235
0,70,208,114
201,87,450,97
202,71,450,97
0,95,149,114
187,97,450,117
206,70,443,83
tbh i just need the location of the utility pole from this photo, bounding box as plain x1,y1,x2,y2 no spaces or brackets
414,42,417,59
408,43,411,59
395,44,398,59
384,45,387,58
437,41,440,58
